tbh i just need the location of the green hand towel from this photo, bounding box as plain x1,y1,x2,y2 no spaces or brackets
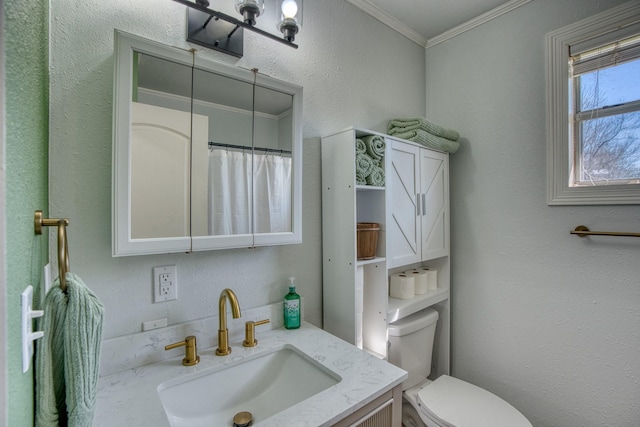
35,286,68,427
361,135,385,161
355,138,366,155
394,129,460,154
388,117,460,141
36,273,105,427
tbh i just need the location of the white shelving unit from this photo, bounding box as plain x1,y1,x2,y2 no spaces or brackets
387,287,449,323
322,127,451,378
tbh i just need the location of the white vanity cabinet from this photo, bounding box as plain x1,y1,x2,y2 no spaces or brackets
322,127,451,378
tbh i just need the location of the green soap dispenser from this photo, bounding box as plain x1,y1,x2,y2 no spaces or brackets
283,276,301,329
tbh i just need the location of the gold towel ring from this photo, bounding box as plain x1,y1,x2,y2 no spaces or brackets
34,210,70,292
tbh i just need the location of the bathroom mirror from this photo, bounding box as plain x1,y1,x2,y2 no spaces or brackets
112,30,302,256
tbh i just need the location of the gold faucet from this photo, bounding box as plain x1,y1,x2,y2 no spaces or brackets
165,335,200,366
216,288,242,356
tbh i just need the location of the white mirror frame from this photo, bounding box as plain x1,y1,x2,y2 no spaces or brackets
112,30,302,256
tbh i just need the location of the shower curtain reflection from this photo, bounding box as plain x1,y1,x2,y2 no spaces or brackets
254,151,292,234
208,148,291,236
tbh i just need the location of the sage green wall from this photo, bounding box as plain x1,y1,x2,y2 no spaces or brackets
4,0,49,425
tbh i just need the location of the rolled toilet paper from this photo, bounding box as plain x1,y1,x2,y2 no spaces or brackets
419,267,438,290
389,273,415,299
404,269,429,294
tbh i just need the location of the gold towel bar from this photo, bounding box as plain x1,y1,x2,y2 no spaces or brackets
34,210,70,292
571,225,640,238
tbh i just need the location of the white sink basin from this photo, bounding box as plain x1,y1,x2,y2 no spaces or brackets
157,344,342,426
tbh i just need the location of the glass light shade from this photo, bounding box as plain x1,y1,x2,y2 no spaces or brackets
277,0,302,42
235,0,265,25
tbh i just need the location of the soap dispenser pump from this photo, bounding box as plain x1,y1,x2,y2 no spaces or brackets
283,276,300,329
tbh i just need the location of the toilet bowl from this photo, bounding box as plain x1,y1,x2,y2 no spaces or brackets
388,308,532,427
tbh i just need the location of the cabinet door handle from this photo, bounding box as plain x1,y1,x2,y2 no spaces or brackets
416,193,421,216
422,193,426,216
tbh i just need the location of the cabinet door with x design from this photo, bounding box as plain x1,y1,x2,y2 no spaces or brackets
388,138,449,268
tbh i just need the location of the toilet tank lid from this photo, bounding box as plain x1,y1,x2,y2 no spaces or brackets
388,308,438,336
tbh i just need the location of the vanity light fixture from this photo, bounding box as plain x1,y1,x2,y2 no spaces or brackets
172,0,301,58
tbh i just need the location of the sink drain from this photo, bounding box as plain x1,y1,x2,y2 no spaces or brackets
233,411,253,427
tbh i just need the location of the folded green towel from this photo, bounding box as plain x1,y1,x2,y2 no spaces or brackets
36,273,105,427
361,135,385,161
355,138,366,155
366,165,385,186
388,117,460,141
394,129,460,154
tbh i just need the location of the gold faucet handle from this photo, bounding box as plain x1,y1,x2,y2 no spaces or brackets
165,335,200,366
243,319,270,347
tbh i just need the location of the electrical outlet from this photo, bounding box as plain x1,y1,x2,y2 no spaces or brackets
153,265,177,303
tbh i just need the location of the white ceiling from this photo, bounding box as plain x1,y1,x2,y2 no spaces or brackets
346,0,526,46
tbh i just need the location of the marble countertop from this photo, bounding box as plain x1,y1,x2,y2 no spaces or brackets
93,322,407,427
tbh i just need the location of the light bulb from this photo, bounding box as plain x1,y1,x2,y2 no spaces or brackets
281,0,298,18
277,0,301,42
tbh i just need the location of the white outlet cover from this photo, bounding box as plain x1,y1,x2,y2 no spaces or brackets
153,265,177,303
142,317,168,331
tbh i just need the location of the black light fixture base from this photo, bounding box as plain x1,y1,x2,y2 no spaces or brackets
187,8,244,58
173,0,298,56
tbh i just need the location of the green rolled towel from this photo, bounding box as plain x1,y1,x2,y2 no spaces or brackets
366,165,385,186
361,135,385,161
388,117,460,141
356,157,369,185
356,152,375,179
355,138,366,155
394,129,460,154
36,273,105,427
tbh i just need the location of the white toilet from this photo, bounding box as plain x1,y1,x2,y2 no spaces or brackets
387,308,532,427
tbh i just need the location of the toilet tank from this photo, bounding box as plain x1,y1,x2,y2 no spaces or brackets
387,308,439,390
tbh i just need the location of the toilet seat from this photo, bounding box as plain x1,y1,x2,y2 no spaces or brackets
403,375,532,427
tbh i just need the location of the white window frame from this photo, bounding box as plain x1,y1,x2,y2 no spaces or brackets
546,1,640,205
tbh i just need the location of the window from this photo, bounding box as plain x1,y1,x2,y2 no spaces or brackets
546,2,640,204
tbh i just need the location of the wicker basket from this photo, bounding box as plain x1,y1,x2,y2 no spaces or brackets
357,223,380,260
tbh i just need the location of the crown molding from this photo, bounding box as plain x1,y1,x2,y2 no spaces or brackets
426,0,533,48
346,0,428,47
347,0,533,49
